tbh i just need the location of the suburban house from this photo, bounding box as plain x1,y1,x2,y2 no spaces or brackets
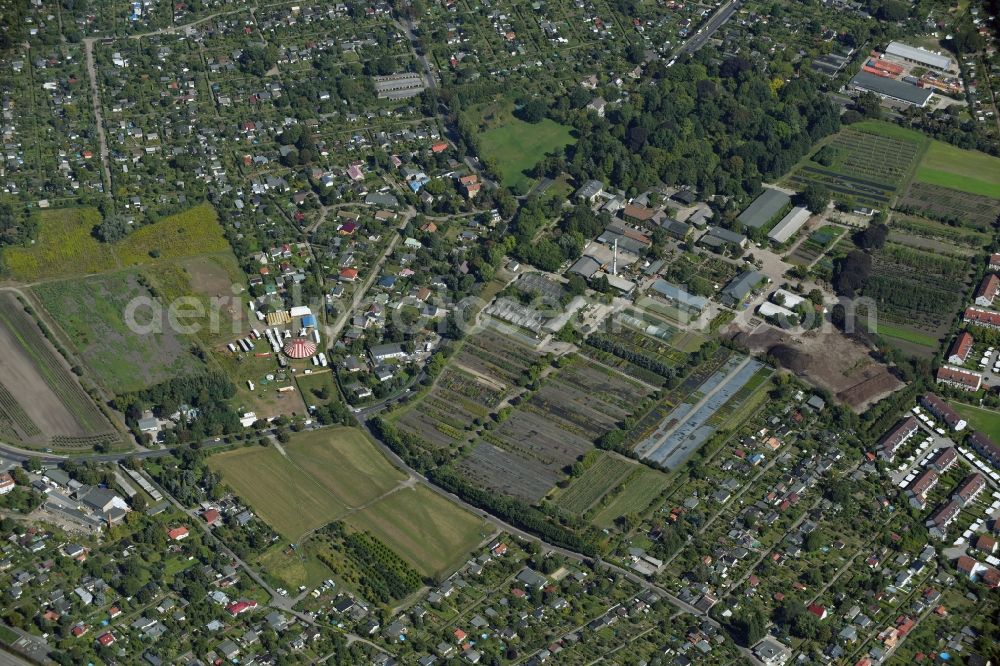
964,306,1000,330
0,472,14,494
975,273,1000,307
369,342,408,363
946,332,974,365
753,637,791,665
926,499,961,539
575,179,604,203
954,473,986,506
989,252,1000,272
928,447,957,473
167,526,189,541
906,469,938,509
936,366,982,392
920,393,966,431
877,416,919,461
969,431,1000,468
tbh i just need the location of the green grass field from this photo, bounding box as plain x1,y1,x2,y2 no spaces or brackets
209,444,348,541
950,403,1000,441
915,141,1000,199
554,453,635,514
851,120,930,143
592,467,669,529
478,117,574,190
210,428,486,577
208,427,405,540
3,203,229,282
346,485,489,578
33,270,206,394
284,428,405,509
873,322,939,348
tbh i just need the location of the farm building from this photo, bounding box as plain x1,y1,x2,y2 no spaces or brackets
569,255,601,279
284,338,317,359
736,188,791,230
964,307,1000,330
920,393,966,431
974,274,1000,307
767,206,811,244
772,289,806,309
720,270,766,307
935,365,982,392
884,41,954,72
649,280,708,315
848,71,933,108
947,331,974,365
757,301,795,321
698,226,747,250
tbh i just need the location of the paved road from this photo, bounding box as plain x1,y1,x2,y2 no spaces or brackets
674,0,741,57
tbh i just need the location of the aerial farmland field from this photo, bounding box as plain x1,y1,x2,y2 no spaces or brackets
786,121,925,207
209,427,486,577
0,292,119,451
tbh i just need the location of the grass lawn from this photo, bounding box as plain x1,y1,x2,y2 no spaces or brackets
873,322,939,348
850,120,930,144
915,141,1000,199
347,485,489,579
950,402,1000,441
257,540,333,591
478,116,574,190
294,371,341,406
3,203,229,282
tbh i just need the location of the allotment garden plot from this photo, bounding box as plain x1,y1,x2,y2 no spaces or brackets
457,356,654,502
0,293,118,451
392,330,543,449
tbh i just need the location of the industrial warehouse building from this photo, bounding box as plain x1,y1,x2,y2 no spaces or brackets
768,206,811,244
848,71,933,107
884,41,954,72
737,188,791,230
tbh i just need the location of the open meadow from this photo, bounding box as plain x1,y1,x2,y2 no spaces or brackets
465,100,575,190
915,141,1000,199
346,485,489,578
3,203,229,282
32,270,207,395
950,402,1000,442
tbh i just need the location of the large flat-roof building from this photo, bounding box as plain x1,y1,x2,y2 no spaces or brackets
885,41,953,72
649,280,708,314
737,188,790,230
768,206,811,244
848,70,933,107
